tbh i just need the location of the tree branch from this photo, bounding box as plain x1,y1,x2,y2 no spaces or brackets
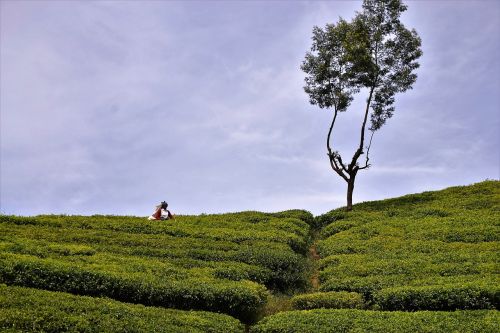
326,109,338,157
349,86,375,172
327,109,350,182
329,155,349,182
358,130,375,170
335,153,349,174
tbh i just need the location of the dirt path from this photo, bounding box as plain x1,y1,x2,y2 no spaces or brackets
308,238,321,290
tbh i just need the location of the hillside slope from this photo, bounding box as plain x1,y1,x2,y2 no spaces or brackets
317,180,499,307
1,181,499,332
0,210,313,327
253,180,499,332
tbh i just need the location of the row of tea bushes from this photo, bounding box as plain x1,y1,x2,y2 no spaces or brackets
0,210,313,236
373,284,499,311
319,253,497,279
0,210,314,322
0,223,308,290
291,291,365,310
316,180,499,231
0,234,273,282
0,253,268,322
319,274,499,301
315,181,500,311
250,309,500,333
0,214,310,254
0,284,244,332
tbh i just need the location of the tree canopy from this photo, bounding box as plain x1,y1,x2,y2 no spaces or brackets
301,0,422,210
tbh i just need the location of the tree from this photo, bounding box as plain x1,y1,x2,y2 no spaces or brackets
301,0,422,211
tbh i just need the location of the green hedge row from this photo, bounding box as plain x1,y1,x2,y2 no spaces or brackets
373,284,500,311
250,309,500,333
1,237,308,291
0,214,311,259
320,274,499,301
317,217,499,257
0,210,313,237
320,274,413,297
320,219,364,238
0,284,244,332
291,291,365,310
318,241,498,264
0,222,242,253
187,244,308,290
0,255,268,323
1,213,310,290
313,210,348,230
0,214,310,253
319,253,497,283
314,181,500,312
272,210,315,227
321,181,499,214
1,238,273,283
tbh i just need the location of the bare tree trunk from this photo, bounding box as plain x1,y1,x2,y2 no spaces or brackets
327,87,376,212
346,176,355,211
344,86,375,211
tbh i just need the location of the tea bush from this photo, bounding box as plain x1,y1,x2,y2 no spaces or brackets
316,181,500,310
0,224,308,290
0,252,267,322
291,291,364,310
250,309,500,333
373,284,499,311
0,284,244,332
0,210,313,322
2,182,499,329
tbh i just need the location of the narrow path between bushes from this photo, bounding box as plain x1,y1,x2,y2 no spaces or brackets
259,227,323,324
308,229,321,291
309,243,320,290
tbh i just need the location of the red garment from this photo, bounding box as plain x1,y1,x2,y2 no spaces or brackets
152,207,161,220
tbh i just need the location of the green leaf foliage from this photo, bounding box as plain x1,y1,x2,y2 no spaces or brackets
374,284,499,311
250,309,500,333
301,0,422,130
291,291,365,310
0,253,267,323
315,180,500,311
0,284,245,332
0,210,313,323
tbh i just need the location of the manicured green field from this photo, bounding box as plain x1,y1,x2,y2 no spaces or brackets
0,284,245,332
0,210,313,322
1,181,499,331
250,309,500,333
315,181,499,312
252,181,499,332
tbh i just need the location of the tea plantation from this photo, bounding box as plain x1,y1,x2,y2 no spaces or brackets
1,181,499,332
252,180,500,332
0,210,312,326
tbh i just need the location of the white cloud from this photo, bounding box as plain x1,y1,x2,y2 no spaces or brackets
1,0,498,216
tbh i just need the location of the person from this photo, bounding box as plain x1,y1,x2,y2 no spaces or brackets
148,201,174,220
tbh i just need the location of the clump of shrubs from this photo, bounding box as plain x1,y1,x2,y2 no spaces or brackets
373,284,499,311
250,308,500,333
0,254,268,323
313,211,347,230
0,285,245,332
291,291,365,310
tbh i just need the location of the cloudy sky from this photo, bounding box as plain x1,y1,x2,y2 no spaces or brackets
1,0,498,216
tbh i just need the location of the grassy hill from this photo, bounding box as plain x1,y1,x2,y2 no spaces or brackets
253,180,499,332
1,181,499,332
